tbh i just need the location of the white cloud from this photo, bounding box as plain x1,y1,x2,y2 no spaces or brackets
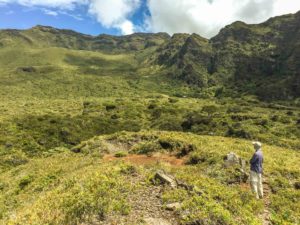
273,0,300,16
1,0,300,36
17,0,88,10
59,10,83,20
119,20,135,35
0,0,10,4
42,8,58,16
146,0,300,38
0,0,140,34
88,0,140,34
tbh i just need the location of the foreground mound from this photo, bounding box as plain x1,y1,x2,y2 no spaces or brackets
1,131,299,224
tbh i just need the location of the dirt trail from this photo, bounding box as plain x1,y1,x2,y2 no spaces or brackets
96,153,183,224
96,174,179,225
241,179,272,225
261,179,272,225
103,153,185,167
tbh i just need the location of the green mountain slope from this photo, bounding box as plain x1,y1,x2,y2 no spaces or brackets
0,11,300,225
154,11,300,100
0,25,170,53
1,11,299,100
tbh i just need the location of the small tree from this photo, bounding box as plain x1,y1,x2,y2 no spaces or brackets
202,105,218,117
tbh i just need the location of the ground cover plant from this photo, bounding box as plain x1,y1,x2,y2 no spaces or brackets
1,11,300,225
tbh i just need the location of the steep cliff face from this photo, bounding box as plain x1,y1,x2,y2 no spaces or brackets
153,11,300,99
212,11,300,99
154,33,213,87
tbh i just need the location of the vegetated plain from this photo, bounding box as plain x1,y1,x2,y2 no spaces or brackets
0,12,300,225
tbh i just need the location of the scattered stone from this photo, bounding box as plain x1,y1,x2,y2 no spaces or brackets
144,217,173,225
165,203,182,211
153,171,203,196
177,180,194,191
153,170,177,188
177,180,203,195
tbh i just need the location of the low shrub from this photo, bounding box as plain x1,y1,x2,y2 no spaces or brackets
114,151,128,158
130,141,161,154
19,175,34,190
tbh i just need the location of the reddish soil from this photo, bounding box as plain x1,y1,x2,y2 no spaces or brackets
103,153,185,166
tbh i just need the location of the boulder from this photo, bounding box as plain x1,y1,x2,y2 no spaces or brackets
224,152,249,183
153,170,177,188
165,202,182,211
224,152,240,166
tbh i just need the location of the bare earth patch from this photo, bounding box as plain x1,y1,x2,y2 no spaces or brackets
103,153,185,167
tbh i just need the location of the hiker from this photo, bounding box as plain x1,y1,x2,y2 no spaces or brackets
250,141,264,199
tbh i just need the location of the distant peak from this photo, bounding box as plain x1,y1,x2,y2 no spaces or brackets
32,25,55,30
226,21,248,29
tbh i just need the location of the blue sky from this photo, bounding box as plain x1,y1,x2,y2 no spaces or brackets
0,0,300,37
0,1,146,35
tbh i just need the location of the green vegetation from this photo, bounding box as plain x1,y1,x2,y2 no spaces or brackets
0,11,300,225
1,131,299,224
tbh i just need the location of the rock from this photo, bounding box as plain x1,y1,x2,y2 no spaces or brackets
177,181,203,195
144,217,173,225
153,171,203,195
165,202,182,211
224,152,240,166
177,180,193,191
153,170,177,188
224,152,249,183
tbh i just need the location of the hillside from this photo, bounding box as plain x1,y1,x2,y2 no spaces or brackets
1,131,300,224
1,11,299,102
0,25,170,53
154,11,300,100
0,10,300,225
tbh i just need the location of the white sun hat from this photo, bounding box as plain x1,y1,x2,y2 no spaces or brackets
252,141,262,148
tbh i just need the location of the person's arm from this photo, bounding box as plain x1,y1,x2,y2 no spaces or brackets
250,153,258,165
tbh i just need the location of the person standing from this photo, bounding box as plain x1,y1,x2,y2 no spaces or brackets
250,141,264,199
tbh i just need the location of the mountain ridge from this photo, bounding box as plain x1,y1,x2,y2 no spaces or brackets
0,10,299,100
